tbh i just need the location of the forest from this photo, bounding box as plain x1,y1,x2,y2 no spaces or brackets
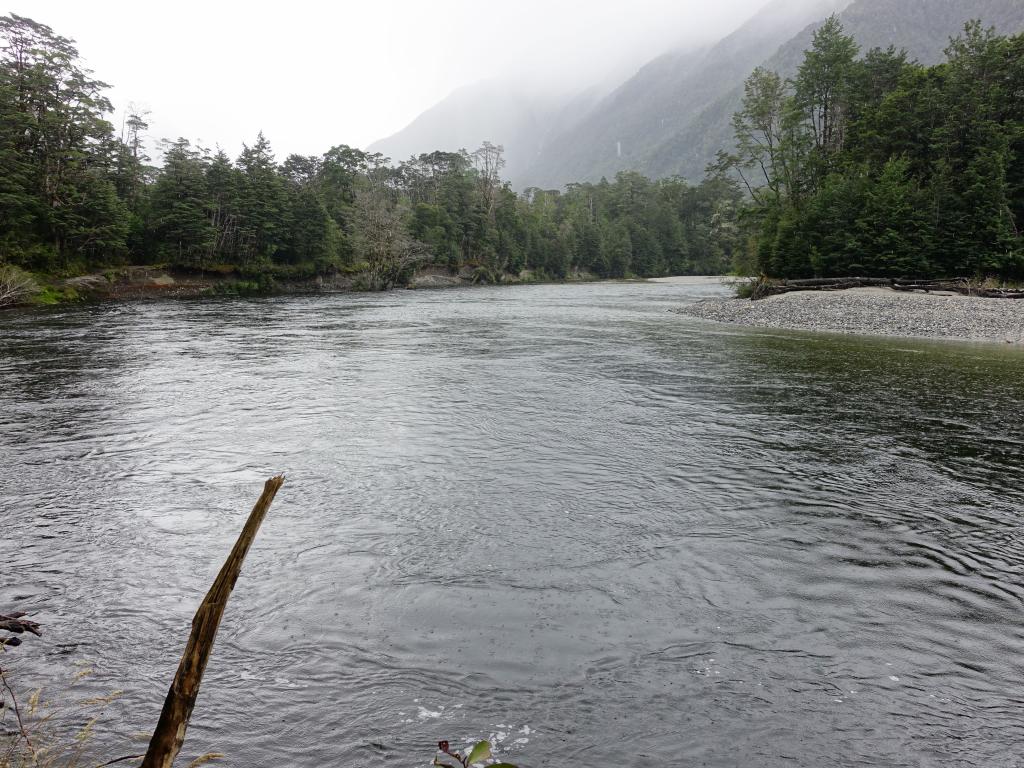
0,13,741,297
0,12,1022,302
717,17,1024,279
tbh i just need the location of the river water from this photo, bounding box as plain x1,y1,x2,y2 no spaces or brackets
2,280,1023,767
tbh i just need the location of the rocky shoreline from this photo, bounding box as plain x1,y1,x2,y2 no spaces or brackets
678,286,1024,345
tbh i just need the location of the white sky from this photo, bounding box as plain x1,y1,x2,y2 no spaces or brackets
12,0,770,160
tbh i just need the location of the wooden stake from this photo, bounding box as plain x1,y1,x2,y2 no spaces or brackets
140,475,285,768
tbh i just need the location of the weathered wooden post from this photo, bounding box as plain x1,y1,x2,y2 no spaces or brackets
140,475,285,768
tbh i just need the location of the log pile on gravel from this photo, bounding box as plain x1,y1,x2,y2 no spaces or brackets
891,278,1024,299
750,277,891,300
750,276,1024,301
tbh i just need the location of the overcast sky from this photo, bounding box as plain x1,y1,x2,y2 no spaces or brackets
14,0,770,159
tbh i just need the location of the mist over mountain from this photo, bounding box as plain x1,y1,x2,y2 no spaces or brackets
369,0,845,188
519,0,848,188
375,0,1024,191
367,79,606,188
646,0,1024,181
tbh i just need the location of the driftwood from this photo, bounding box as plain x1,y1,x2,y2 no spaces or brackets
140,475,285,768
892,278,1024,299
0,613,42,637
751,277,891,300
750,276,1024,300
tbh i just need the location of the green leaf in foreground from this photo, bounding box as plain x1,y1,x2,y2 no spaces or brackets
466,740,492,764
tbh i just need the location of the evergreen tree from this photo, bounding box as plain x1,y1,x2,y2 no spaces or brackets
0,14,129,270
149,139,214,265
235,132,289,263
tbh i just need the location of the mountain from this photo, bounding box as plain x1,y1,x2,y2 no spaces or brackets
367,79,604,188
837,0,1024,63
372,0,1024,190
518,0,849,189
645,0,1024,181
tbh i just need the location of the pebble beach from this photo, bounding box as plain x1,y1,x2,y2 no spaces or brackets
678,286,1024,345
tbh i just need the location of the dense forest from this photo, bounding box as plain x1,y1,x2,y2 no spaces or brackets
0,13,741,297
0,12,1022,304
717,18,1024,279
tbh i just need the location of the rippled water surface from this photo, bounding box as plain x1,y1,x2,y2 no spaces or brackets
2,281,1024,767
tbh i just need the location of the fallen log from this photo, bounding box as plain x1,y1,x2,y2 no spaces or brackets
140,475,285,768
771,277,892,287
892,278,969,292
751,276,1024,301
892,279,1024,299
751,277,892,300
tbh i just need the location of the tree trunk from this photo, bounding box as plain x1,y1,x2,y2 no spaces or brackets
140,475,285,768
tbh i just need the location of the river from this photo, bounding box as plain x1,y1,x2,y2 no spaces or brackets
2,279,1023,767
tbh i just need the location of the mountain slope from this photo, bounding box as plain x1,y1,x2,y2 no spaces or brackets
518,0,849,189
370,0,1024,190
367,79,603,188
647,0,1024,181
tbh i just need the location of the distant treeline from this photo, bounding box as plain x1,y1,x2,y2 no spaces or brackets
1,13,1021,291
716,17,1024,279
0,14,740,289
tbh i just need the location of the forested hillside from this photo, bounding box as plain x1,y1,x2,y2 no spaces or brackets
655,0,1024,182
2,8,1022,305
0,13,742,302
718,18,1024,278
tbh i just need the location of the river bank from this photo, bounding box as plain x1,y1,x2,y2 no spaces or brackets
679,285,1024,345
9,264,601,306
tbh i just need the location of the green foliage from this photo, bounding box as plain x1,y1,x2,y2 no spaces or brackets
719,18,1024,279
8,11,1020,292
32,284,78,305
0,12,744,289
0,14,129,272
149,139,215,264
434,739,516,768
729,277,759,299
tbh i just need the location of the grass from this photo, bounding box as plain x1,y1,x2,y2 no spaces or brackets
30,286,80,306
1,661,123,768
0,662,224,768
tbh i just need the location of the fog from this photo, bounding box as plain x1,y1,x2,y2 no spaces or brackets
13,0,783,159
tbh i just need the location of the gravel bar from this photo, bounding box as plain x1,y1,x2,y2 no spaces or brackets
678,287,1024,345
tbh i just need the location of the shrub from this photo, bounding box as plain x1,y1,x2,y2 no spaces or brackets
0,266,40,307
726,276,759,299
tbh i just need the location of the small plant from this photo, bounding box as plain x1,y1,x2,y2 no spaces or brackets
1,614,136,768
0,265,40,307
725,276,759,299
32,285,80,305
432,739,517,768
